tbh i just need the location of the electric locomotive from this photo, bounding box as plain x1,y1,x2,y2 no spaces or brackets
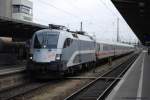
27,25,96,78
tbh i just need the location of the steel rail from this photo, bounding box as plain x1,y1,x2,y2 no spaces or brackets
0,82,52,100
97,54,138,100
64,53,139,100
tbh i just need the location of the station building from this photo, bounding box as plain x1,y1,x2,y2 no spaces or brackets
0,0,33,22
0,0,33,64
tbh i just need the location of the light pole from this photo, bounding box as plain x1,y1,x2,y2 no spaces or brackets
117,18,120,42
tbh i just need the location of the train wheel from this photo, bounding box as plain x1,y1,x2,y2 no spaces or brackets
92,61,96,73
78,64,82,71
108,57,112,66
88,62,92,70
82,63,87,71
68,67,74,75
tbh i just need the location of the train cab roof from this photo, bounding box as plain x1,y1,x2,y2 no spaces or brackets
34,29,60,34
34,29,95,42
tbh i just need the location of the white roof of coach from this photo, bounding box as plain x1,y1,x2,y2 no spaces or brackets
96,39,134,47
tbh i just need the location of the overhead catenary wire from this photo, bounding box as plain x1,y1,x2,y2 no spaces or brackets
97,0,132,42
36,0,118,27
33,0,137,43
98,0,118,17
37,0,98,27
38,0,82,20
99,0,133,27
63,0,81,12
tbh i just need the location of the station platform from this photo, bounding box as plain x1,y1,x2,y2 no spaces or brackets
106,50,150,100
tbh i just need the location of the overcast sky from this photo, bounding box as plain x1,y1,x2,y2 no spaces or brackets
32,0,138,43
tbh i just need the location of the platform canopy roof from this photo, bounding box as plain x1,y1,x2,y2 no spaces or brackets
112,0,150,46
0,16,48,40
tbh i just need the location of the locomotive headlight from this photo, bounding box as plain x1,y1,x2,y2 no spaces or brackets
43,45,46,48
29,54,33,60
55,54,61,60
30,56,33,60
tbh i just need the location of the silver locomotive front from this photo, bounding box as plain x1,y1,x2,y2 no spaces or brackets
32,30,59,62
27,30,63,78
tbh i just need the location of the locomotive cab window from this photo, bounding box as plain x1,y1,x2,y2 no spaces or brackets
63,38,73,48
33,32,59,49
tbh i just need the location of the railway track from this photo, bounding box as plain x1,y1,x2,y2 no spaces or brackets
0,66,25,76
0,66,51,100
0,80,62,100
0,66,27,92
0,53,139,100
64,53,139,100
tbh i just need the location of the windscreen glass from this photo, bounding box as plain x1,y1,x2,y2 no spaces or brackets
34,32,59,49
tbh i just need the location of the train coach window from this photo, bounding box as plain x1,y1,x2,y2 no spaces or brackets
63,38,73,48
97,44,100,51
103,45,109,51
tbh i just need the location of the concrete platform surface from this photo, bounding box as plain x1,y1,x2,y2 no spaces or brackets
106,50,150,100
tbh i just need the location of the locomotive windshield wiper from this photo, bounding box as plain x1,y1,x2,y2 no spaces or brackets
42,33,46,47
34,35,42,48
